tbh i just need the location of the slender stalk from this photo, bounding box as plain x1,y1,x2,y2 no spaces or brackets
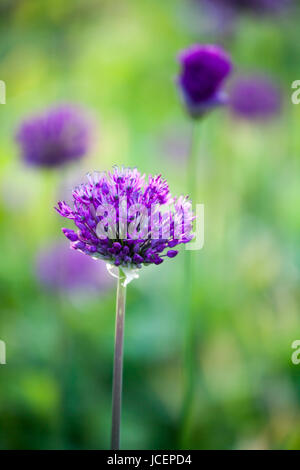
181,120,199,446
111,269,127,450
187,121,198,210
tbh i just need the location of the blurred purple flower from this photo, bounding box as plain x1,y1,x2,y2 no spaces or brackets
55,167,194,269
177,44,232,118
36,241,113,293
16,104,91,168
200,0,290,16
229,75,282,121
196,1,236,39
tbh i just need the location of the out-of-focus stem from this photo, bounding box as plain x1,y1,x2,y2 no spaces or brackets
188,121,198,209
181,120,199,447
111,269,127,450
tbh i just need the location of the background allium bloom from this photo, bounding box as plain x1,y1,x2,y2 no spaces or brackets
200,0,290,15
56,167,194,269
178,44,232,118
229,75,282,121
36,242,113,293
16,105,91,168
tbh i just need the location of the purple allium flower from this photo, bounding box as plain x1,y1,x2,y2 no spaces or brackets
55,167,194,272
200,0,290,16
177,44,232,118
229,75,282,121
16,104,91,168
36,241,113,293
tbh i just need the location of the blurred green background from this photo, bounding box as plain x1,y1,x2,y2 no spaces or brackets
1,0,300,450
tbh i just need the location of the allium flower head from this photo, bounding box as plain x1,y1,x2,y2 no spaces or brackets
229,75,282,121
178,44,232,118
36,241,113,293
16,104,91,168
56,167,194,280
200,0,290,16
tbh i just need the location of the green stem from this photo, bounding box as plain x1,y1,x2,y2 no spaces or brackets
111,269,127,450
181,120,199,447
188,121,198,208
